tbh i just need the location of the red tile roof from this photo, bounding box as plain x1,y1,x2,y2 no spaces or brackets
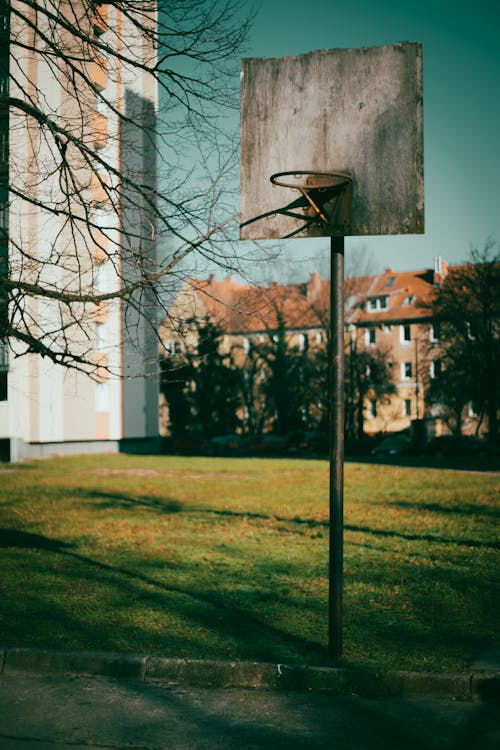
184,260,460,334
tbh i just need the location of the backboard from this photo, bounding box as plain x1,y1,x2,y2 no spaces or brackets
240,43,424,239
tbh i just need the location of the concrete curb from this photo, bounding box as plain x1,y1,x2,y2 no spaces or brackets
1,647,499,701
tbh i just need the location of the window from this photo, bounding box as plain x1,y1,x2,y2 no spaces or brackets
0,73,8,97
404,399,412,417
403,295,415,305
365,328,376,346
164,340,181,355
367,296,388,312
385,276,396,288
95,91,109,116
429,322,440,342
96,382,109,411
466,321,478,340
401,361,412,380
0,201,7,234
95,322,107,351
368,399,377,419
429,360,441,379
0,131,7,164
0,339,7,401
468,402,479,418
400,324,411,344
243,337,251,354
93,262,107,292
298,333,308,352
93,203,113,230
0,370,6,401
315,331,323,344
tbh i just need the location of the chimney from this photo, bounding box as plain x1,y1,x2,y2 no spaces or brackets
433,257,448,283
307,272,321,301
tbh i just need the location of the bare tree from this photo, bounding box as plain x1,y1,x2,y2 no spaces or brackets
424,240,500,449
1,0,253,376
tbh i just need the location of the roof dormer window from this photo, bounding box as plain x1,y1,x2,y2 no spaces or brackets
367,296,388,312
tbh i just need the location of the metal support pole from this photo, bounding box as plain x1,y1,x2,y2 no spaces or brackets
415,337,420,420
329,235,345,659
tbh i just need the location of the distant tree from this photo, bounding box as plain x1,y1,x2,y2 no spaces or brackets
424,363,472,436
160,317,242,440
426,241,500,449
245,312,308,434
159,356,194,438
237,346,271,435
193,318,241,438
345,334,395,441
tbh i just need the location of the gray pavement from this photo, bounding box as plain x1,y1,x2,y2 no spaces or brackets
0,671,499,750
0,648,498,749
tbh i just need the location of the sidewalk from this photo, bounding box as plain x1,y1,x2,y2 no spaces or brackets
0,647,498,749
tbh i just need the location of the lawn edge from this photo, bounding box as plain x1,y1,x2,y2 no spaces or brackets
2,646,498,701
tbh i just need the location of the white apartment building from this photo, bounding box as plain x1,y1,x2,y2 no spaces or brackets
0,1,159,461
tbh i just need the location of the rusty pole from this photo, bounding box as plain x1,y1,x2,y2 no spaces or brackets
328,235,345,659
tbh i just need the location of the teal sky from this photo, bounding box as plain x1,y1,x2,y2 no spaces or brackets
237,0,500,275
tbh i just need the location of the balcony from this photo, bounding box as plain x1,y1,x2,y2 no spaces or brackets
91,172,109,204
92,54,108,92
92,3,108,36
93,352,109,383
93,112,108,150
93,299,109,324
92,241,108,265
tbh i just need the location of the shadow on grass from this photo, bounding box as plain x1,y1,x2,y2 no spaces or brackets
159,506,498,551
81,491,183,514
0,528,73,551
49,486,499,550
344,523,498,550
386,499,498,518
0,527,326,662
346,454,500,473
1,525,496,670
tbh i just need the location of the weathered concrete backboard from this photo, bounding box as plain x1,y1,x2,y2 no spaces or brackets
240,43,424,239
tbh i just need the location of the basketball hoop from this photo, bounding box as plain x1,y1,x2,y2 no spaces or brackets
270,170,351,191
240,170,352,238
270,171,352,235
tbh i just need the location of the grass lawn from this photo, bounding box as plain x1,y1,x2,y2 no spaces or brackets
0,454,497,672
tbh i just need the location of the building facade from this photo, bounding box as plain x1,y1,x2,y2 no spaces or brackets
160,259,484,440
0,1,159,461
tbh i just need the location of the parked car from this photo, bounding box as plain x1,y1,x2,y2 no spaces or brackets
171,434,205,455
239,434,288,456
426,435,485,457
204,434,243,456
371,434,413,456
286,430,328,456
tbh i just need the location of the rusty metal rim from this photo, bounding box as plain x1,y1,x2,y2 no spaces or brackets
270,170,352,190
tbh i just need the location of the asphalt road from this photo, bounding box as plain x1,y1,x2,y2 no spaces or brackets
0,672,498,750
